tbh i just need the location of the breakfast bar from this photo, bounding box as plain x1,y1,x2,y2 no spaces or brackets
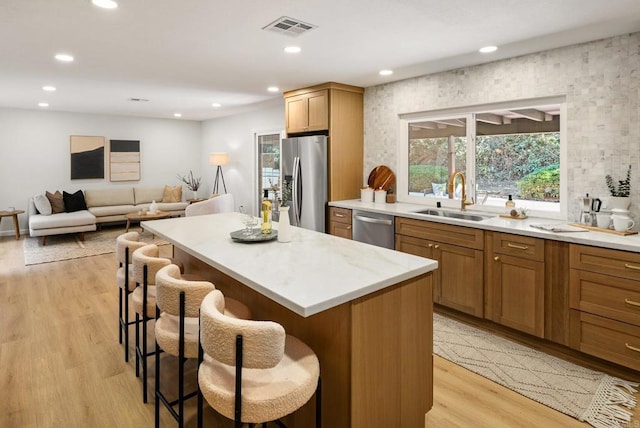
143,212,437,427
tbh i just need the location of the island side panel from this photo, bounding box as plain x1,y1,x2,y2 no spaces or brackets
351,273,433,427
174,248,351,427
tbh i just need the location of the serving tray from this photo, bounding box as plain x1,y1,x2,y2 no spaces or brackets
230,229,278,242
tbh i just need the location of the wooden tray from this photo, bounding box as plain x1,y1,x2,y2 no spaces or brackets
569,223,638,236
499,214,528,220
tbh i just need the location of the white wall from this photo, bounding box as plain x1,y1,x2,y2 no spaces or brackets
200,98,285,215
0,108,201,235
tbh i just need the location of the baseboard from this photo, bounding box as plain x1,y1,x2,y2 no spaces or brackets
0,228,27,238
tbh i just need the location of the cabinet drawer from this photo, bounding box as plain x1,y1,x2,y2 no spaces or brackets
570,269,640,326
570,244,640,281
329,207,352,224
575,312,640,371
491,232,544,261
395,217,483,250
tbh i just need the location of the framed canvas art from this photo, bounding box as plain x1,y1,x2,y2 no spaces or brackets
110,139,140,181
70,135,105,179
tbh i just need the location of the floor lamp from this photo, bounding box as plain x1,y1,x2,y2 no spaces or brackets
209,152,228,195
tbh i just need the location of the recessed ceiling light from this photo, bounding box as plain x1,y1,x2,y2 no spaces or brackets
379,69,393,76
55,53,74,62
267,86,279,93
211,103,221,108
91,0,118,9
284,46,301,54
173,113,182,118
42,85,57,92
479,46,498,53
38,102,49,107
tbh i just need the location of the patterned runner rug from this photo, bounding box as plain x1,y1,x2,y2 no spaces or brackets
23,227,169,265
434,313,638,428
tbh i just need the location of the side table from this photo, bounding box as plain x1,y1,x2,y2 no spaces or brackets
0,210,25,240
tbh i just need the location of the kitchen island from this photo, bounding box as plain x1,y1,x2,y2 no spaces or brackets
142,212,437,427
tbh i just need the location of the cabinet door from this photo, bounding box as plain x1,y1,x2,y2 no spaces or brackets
330,221,352,239
306,90,329,131
395,235,438,300
285,94,309,134
489,253,545,337
435,242,484,317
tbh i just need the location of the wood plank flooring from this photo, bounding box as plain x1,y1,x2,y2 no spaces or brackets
1,233,639,427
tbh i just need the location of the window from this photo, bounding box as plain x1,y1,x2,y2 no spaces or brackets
257,133,281,209
399,97,565,217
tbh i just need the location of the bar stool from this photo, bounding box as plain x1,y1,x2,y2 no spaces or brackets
132,243,172,403
115,231,147,362
197,290,321,428
154,264,251,427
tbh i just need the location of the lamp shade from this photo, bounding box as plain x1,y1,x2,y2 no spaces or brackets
209,152,228,166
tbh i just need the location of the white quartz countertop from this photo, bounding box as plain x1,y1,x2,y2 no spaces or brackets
330,199,640,253
142,212,437,317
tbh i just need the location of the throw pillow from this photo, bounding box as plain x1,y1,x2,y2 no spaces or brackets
63,190,88,212
33,193,52,215
162,185,182,203
46,190,65,214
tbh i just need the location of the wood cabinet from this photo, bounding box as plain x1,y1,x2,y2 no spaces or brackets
329,207,352,239
569,245,640,370
396,217,484,317
486,232,545,338
284,82,363,202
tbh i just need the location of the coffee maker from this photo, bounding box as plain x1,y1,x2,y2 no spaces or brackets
580,194,602,225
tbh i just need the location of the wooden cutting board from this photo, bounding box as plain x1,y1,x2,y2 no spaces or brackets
368,165,396,191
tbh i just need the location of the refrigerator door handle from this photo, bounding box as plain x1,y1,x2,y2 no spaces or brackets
292,156,301,225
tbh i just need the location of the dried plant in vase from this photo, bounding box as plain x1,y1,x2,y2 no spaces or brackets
605,164,631,197
177,170,201,195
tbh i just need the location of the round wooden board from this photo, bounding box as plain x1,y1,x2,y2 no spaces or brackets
368,165,396,191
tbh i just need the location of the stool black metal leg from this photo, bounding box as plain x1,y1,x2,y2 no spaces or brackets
135,312,140,377
155,305,161,428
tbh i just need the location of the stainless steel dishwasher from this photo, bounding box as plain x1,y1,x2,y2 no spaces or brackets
352,210,395,249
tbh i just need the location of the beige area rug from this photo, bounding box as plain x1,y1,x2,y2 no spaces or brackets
23,227,169,265
434,313,638,428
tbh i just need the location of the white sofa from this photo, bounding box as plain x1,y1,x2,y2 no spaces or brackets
28,186,189,244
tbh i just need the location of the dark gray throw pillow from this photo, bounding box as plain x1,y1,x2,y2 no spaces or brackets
63,190,88,212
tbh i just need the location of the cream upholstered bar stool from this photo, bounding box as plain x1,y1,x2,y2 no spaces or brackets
197,290,321,428
132,243,172,403
154,265,251,428
115,232,147,362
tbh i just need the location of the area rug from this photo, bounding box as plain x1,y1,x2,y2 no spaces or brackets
23,228,169,265
433,313,638,428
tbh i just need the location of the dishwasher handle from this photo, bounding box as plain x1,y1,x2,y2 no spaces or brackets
354,215,393,226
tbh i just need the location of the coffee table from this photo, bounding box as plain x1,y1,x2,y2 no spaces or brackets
125,211,171,233
0,209,25,240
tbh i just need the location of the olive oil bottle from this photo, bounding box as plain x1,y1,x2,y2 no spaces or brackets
261,189,272,235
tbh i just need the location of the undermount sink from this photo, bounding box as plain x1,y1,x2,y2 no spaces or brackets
413,209,488,222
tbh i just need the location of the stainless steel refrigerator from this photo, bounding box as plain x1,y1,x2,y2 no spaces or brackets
281,135,327,233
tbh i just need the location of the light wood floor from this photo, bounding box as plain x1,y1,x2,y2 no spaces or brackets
1,233,639,427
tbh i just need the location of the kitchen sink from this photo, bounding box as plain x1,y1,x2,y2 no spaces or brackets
413,209,489,222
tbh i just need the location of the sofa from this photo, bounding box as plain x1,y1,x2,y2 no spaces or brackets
28,186,189,244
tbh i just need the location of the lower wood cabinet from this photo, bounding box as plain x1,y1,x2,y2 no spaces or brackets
329,207,352,239
396,218,484,317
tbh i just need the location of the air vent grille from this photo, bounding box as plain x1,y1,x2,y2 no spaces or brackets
263,16,317,37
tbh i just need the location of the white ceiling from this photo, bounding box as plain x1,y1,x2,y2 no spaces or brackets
1,0,639,121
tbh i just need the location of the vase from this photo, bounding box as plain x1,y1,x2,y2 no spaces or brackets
608,196,631,211
277,206,291,243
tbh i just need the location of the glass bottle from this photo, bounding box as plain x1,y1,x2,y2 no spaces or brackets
261,189,272,235
505,194,516,213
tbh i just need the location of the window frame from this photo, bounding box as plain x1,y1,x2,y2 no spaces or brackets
397,97,567,219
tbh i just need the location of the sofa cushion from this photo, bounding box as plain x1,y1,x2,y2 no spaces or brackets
135,187,165,205
88,205,139,217
154,202,189,212
63,190,88,212
162,185,182,203
29,210,96,230
84,187,134,207
33,194,52,215
46,190,65,214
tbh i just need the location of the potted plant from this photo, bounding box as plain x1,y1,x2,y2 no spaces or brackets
177,170,201,199
605,164,631,210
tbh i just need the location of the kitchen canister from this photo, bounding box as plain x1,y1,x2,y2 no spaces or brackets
361,187,374,202
277,206,292,242
374,189,387,204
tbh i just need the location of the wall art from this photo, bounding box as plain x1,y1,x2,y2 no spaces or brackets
110,139,140,181
70,135,105,180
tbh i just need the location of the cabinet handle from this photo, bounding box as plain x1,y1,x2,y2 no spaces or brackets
624,298,640,307
625,263,640,271
494,256,500,261
434,244,440,249
507,243,529,250
334,213,345,218
625,343,640,353
428,244,433,248
347,226,352,230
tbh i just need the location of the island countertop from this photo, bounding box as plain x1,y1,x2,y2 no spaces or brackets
142,212,437,317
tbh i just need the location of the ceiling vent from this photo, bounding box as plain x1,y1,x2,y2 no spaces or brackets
263,16,317,37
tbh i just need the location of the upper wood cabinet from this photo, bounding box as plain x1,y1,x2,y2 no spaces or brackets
284,82,364,202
